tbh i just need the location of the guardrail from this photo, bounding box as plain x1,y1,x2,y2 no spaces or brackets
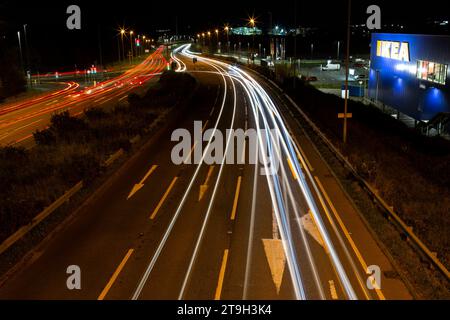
0,181,83,256
104,149,124,167
0,110,171,256
240,61,450,280
283,93,450,281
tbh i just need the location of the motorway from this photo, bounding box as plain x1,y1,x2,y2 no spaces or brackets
0,46,168,147
0,44,412,300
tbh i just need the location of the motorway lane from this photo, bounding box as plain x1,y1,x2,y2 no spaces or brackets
168,47,411,300
0,44,412,300
0,64,221,299
0,47,167,147
243,65,412,300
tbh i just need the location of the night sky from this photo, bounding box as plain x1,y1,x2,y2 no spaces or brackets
0,0,448,70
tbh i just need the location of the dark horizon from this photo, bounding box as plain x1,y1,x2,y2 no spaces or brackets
1,0,448,70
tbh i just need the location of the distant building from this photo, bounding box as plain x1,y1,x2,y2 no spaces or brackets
230,27,262,36
368,33,450,131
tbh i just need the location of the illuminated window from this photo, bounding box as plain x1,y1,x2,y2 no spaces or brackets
416,60,448,85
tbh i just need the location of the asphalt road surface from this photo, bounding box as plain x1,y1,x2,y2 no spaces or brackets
0,44,411,300
0,47,168,148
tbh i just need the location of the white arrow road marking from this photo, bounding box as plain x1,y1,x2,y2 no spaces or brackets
127,165,158,200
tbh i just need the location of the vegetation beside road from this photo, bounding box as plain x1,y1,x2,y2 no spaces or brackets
0,71,196,243
281,78,450,269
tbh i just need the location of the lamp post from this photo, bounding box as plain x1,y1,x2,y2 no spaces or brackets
120,29,126,63
342,0,352,144
215,29,219,52
224,26,230,53
142,35,146,54
17,31,24,74
249,17,255,63
23,24,30,77
129,30,134,63
117,35,121,62
337,40,340,60
207,31,211,51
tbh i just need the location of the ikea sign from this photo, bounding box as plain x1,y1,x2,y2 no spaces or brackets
376,40,410,62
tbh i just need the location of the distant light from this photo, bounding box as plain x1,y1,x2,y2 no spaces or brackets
395,63,416,74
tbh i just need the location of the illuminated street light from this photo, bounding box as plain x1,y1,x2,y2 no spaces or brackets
224,25,230,52
249,17,256,28
120,28,126,64
129,31,134,63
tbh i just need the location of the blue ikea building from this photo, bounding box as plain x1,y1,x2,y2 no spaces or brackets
368,33,450,122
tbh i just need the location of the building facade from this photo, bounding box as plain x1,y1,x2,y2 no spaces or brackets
368,33,450,121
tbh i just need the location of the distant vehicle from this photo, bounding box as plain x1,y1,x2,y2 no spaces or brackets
321,60,341,71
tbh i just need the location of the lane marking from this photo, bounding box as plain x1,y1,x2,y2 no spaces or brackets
287,157,299,180
13,133,33,144
272,209,280,240
214,249,229,300
329,280,338,300
311,176,364,299
150,177,178,219
314,176,385,300
184,120,209,163
45,99,59,106
202,120,209,132
0,118,43,142
294,143,314,172
198,165,214,201
98,249,134,300
262,239,286,295
230,176,242,220
299,211,327,251
127,164,158,200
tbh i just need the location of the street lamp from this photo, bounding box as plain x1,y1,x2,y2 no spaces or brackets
248,16,256,63
130,30,134,63
120,29,126,63
224,25,230,52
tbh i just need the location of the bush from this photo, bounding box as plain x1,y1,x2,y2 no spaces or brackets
0,71,197,243
34,129,56,146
